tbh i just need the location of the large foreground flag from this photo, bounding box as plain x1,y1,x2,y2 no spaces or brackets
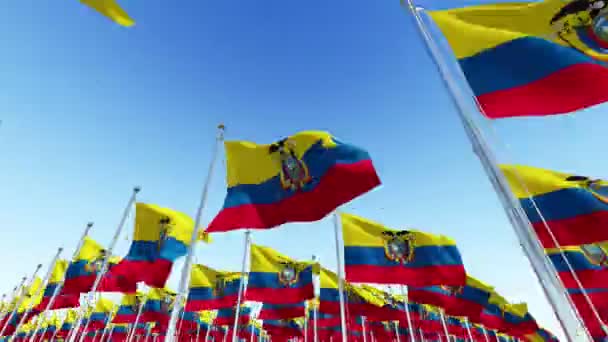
207,131,381,232
429,0,608,118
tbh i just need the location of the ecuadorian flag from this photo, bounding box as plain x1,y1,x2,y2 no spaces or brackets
185,264,241,311
428,0,608,118
501,164,608,248
409,275,493,321
341,213,466,286
34,259,79,312
80,0,135,27
206,131,380,232
62,236,133,294
480,293,538,335
246,245,317,304
140,287,176,329
112,292,144,323
546,244,608,289
111,203,209,288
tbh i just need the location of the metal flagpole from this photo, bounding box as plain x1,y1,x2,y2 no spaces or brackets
311,255,318,342
106,325,115,342
204,321,211,342
232,231,252,342
197,323,201,342
304,313,308,342
29,223,94,342
418,329,425,342
480,326,490,342
10,248,64,339
165,124,225,342
398,0,585,340
463,318,474,342
50,314,67,341
398,285,416,342
393,321,401,342
0,264,43,337
127,298,146,342
69,187,140,342
361,316,367,342
331,213,348,342
438,310,450,342
0,283,23,324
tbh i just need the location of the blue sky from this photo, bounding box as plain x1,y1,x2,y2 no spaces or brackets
1,0,606,340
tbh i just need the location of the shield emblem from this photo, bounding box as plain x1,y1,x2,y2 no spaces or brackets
566,175,608,204
278,263,299,287
439,285,463,296
213,277,227,297
382,231,415,264
160,296,174,313
581,243,608,266
269,138,311,191
158,217,171,252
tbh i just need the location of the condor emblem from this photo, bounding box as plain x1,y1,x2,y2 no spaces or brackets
439,285,464,296
213,276,228,297
85,250,107,274
158,216,172,252
381,230,415,264
580,243,608,266
345,288,364,305
269,138,312,191
277,261,304,287
565,175,608,204
160,295,174,313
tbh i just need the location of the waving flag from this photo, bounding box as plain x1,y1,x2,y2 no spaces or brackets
546,244,608,288
185,264,241,311
341,213,466,286
207,131,380,232
112,292,144,324
34,259,79,312
246,245,317,304
79,0,135,27
429,0,608,118
409,275,493,321
501,164,608,247
258,303,306,320
111,203,209,288
62,237,134,294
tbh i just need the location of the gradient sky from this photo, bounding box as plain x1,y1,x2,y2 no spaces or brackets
1,0,606,340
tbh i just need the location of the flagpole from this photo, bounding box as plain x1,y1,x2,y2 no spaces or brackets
31,223,94,342
70,187,140,342
127,297,146,342
331,213,348,342
204,321,211,342
232,230,252,342
463,318,474,342
393,321,401,342
165,124,225,342
10,247,64,339
0,283,22,323
398,285,416,342
361,316,367,342
0,264,43,337
438,310,450,342
398,0,585,340
311,255,318,342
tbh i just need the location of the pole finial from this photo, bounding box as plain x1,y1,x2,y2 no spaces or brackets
87,222,94,228
36,264,42,269
58,247,64,253
133,186,142,193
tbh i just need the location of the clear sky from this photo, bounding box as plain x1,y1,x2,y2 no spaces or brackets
1,0,606,340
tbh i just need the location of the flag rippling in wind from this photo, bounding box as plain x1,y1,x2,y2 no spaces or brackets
501,164,608,247
341,213,466,286
409,275,493,321
34,259,79,312
429,0,608,118
246,245,317,304
206,131,381,232
185,264,241,311
111,203,209,288
546,244,608,288
79,0,135,27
